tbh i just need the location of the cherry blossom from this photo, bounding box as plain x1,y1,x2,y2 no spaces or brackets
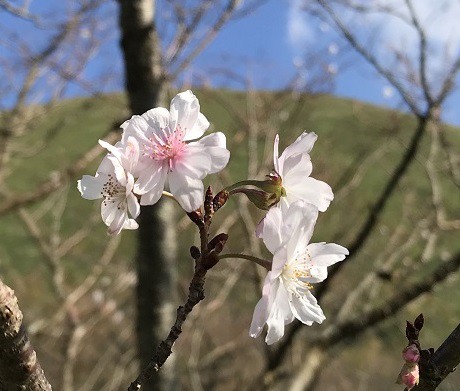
250,200,348,344
273,131,333,212
122,90,230,212
77,137,141,235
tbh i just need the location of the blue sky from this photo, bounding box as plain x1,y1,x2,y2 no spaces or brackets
1,0,459,125
192,0,460,125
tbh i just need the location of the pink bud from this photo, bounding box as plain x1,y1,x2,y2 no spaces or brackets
402,344,420,363
396,363,419,390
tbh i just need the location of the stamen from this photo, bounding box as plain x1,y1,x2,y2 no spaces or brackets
143,126,186,164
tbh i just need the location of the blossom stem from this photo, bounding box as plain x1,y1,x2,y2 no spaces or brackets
223,180,265,192
161,190,175,199
219,253,271,270
161,191,181,206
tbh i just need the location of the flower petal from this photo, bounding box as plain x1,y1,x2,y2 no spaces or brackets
280,131,317,162
108,209,128,236
192,132,230,173
139,168,168,206
290,290,325,325
169,90,200,137
141,107,170,133
255,217,264,238
123,219,139,230
282,153,313,184
123,218,139,230
262,207,284,255
134,160,165,194
168,172,204,212
122,115,151,144
124,136,140,173
184,112,210,141
77,174,105,200
273,134,280,173
305,266,328,283
173,144,212,179
99,139,123,162
101,200,119,227
106,155,127,187
127,193,140,218
307,242,349,267
283,201,318,260
286,177,334,212
250,274,278,338
265,281,293,345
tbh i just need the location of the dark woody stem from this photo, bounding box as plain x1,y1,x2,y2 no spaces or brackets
127,187,218,391
219,253,272,270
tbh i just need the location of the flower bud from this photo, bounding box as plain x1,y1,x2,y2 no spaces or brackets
402,344,420,363
208,233,228,253
187,210,204,226
204,186,214,216
226,172,286,210
213,190,229,212
396,363,419,390
190,246,201,260
234,188,279,210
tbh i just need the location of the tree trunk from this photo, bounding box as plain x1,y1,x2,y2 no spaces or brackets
0,278,52,391
117,1,178,390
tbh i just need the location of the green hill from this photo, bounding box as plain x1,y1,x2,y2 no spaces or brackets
0,89,458,390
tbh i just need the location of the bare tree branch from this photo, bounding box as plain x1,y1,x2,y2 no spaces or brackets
0,124,120,217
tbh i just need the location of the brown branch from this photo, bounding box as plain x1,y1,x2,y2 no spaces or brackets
0,125,120,217
127,187,226,390
0,278,52,390
281,251,460,391
404,0,433,106
171,0,241,78
315,0,420,114
414,323,460,391
318,252,460,348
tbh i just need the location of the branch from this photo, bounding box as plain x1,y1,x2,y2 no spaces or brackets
127,187,227,390
171,0,241,78
436,56,460,105
318,252,460,347
0,278,52,390
0,124,120,217
315,0,421,115
0,0,41,25
404,0,433,106
414,323,460,390
281,252,460,391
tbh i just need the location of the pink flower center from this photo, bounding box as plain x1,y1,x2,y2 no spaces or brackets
144,127,186,168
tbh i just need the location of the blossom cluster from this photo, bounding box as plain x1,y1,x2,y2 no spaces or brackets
396,344,420,390
78,90,348,345
78,91,230,235
249,131,348,344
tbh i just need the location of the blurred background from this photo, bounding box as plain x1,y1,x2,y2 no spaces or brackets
0,0,459,390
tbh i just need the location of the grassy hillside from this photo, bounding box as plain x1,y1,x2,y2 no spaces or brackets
0,89,459,390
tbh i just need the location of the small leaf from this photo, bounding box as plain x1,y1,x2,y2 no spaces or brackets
406,321,418,341
190,246,200,260
414,313,424,331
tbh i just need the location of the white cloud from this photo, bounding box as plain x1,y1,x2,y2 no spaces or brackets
286,0,460,88
287,0,314,52
337,1,460,70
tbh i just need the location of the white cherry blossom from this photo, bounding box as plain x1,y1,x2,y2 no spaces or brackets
122,90,230,212
274,131,333,212
77,137,141,235
250,200,348,345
